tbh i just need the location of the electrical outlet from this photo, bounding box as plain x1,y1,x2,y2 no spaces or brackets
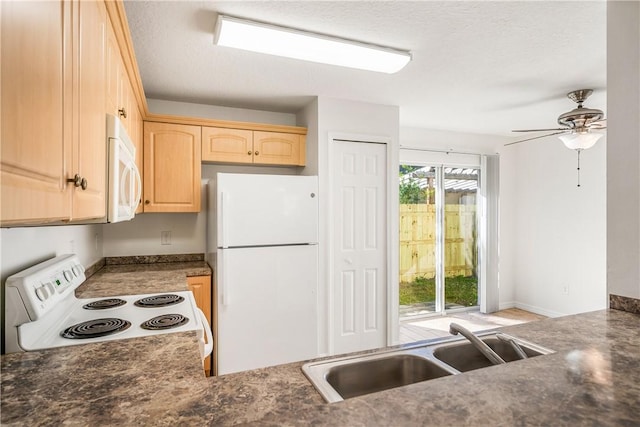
562,285,569,295
161,231,171,245
94,234,99,252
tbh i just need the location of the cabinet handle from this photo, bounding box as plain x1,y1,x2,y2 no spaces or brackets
118,108,127,119
247,151,252,156
254,151,259,156
145,200,150,205
67,174,88,190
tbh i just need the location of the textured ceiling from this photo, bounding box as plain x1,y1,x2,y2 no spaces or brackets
124,1,607,136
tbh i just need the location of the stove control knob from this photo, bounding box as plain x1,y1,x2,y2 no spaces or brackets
35,286,47,301
63,270,73,282
72,266,80,277
45,282,56,294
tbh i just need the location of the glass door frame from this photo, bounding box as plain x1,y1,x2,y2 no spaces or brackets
399,160,482,318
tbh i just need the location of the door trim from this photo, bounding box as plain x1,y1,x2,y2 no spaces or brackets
326,132,396,354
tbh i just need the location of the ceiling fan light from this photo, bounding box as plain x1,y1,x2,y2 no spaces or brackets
558,132,603,150
214,15,411,74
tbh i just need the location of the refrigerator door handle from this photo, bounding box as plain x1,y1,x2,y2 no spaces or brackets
220,191,228,248
220,251,229,306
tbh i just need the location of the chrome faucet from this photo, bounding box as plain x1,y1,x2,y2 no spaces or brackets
449,323,506,365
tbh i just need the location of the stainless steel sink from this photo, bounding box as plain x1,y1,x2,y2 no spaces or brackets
302,332,554,403
432,337,550,372
326,354,453,400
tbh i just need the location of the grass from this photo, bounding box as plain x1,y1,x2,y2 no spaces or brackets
399,275,478,307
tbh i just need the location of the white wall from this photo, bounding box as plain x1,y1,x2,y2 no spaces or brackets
147,99,297,126
607,1,640,301
102,209,207,257
1,224,103,281
510,138,607,317
400,127,506,155
315,97,400,353
296,98,319,176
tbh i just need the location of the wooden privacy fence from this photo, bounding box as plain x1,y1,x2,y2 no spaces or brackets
399,204,477,283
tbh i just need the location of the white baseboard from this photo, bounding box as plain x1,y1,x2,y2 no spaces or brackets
513,301,567,318
498,301,516,311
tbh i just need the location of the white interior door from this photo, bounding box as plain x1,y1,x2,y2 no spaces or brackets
331,140,387,354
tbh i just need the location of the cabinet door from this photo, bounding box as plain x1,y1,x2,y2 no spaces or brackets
253,131,304,166
0,1,71,225
202,127,253,163
143,122,201,212
186,275,212,377
105,22,121,119
72,0,107,220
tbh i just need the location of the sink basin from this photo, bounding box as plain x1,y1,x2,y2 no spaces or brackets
302,332,554,403
433,337,550,372
326,354,452,400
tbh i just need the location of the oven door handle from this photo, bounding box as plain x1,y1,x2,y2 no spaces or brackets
198,308,213,360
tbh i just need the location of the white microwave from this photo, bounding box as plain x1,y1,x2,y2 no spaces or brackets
106,114,141,223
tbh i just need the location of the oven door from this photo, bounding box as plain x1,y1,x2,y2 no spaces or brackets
108,134,141,223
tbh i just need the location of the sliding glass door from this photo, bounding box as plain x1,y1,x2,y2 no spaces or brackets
443,168,479,311
399,163,479,318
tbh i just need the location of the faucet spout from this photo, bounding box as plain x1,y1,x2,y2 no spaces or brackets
449,323,506,366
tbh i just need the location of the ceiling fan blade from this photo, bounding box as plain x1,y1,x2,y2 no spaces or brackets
505,131,569,146
589,119,607,129
512,128,568,132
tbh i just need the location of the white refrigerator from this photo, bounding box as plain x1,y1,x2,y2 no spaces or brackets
211,173,319,375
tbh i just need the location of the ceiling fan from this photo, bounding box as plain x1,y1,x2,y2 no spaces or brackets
506,89,606,147
506,89,606,187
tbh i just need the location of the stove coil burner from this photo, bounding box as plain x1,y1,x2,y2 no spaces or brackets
61,318,131,339
82,298,127,310
134,294,184,308
140,314,188,330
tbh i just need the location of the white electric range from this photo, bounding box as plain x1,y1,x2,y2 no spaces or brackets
4,254,212,360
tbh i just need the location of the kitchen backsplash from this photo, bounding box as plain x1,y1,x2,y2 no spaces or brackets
105,254,205,265
609,294,640,315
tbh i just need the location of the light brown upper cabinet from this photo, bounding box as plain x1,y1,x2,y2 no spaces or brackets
143,122,201,212
202,127,305,166
201,127,253,164
1,0,107,225
253,131,305,166
73,0,108,220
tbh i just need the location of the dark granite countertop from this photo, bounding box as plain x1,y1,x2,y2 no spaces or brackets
2,259,639,426
75,260,211,298
196,309,640,426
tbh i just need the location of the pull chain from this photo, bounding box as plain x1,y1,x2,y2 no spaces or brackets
576,149,581,188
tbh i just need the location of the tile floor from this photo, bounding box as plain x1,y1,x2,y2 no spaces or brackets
399,308,546,344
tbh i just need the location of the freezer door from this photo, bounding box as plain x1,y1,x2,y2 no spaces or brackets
216,245,318,375
217,173,318,247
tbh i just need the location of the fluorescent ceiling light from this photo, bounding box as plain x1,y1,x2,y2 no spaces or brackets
214,15,411,74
